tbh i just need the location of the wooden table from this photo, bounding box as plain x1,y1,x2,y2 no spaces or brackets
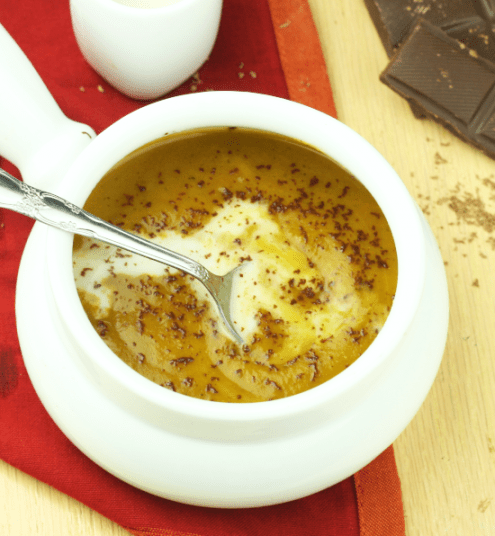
2,1,495,534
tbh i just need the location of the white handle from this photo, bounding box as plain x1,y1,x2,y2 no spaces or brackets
0,24,96,190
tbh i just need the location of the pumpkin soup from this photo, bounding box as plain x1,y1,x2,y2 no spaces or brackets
73,127,398,402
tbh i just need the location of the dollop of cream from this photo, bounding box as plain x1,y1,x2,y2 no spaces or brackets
73,200,366,351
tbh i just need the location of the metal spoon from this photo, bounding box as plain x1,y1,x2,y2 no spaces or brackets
0,168,245,345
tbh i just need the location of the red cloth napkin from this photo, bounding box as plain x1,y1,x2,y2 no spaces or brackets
0,1,405,535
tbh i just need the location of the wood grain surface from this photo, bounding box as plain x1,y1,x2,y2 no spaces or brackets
1,1,495,534
310,1,495,535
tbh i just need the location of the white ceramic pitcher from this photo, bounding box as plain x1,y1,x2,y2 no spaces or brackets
70,0,222,100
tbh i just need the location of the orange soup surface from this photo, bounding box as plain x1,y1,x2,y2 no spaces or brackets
73,127,398,402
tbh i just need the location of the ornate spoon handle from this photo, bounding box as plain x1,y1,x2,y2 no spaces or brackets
0,168,210,281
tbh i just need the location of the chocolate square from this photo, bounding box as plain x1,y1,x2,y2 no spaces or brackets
381,18,495,158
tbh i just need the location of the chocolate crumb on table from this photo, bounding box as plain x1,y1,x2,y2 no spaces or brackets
438,190,495,233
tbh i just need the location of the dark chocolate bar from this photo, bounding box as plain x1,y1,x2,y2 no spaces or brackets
380,19,495,159
365,0,495,119
364,0,495,61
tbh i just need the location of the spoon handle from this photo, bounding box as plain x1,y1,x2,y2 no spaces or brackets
0,168,211,282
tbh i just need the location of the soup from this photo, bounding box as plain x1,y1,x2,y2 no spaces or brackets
73,127,398,402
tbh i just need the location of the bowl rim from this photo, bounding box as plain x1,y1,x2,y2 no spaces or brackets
46,91,426,423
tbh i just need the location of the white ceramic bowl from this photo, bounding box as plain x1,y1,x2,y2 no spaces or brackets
1,25,449,508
